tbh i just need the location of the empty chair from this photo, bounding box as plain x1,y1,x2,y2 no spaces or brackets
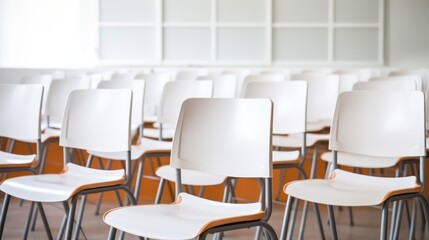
103,98,277,240
110,72,136,81
353,80,417,91
0,89,136,240
280,91,429,239
135,72,172,123
174,69,204,81
143,80,213,140
97,79,145,139
370,75,423,91
239,74,285,97
337,73,359,93
0,84,44,174
20,75,52,122
197,74,237,98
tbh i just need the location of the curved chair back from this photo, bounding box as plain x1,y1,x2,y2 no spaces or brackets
291,74,339,123
240,74,284,97
97,79,145,131
338,73,359,93
21,75,52,116
46,79,91,128
197,74,237,98
158,80,213,128
242,81,307,134
0,84,43,141
330,91,425,158
171,98,273,178
370,75,423,91
138,73,172,122
60,89,132,153
353,80,417,91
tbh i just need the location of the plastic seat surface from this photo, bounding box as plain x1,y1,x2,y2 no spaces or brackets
88,138,172,161
155,166,226,186
0,163,124,202
104,193,264,240
320,152,402,169
273,133,329,148
0,151,36,168
285,169,420,207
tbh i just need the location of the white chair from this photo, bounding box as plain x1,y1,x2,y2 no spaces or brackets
0,84,44,174
143,80,213,140
353,80,417,91
370,75,423,92
103,98,278,240
280,91,429,240
174,69,203,81
242,81,325,239
97,79,145,139
239,74,284,98
197,74,237,98
337,73,359,93
20,74,52,121
135,72,172,123
40,78,91,173
110,72,136,81
0,89,136,240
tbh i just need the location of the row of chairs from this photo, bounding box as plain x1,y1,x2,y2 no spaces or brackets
0,75,428,238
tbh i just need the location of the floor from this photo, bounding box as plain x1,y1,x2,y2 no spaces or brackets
1,195,427,240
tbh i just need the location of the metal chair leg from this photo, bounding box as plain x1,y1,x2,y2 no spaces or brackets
380,202,389,240
23,202,36,239
36,202,53,240
0,194,11,239
72,195,88,240
155,178,166,204
280,195,294,240
327,205,338,240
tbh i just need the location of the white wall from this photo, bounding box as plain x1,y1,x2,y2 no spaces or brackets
386,0,429,67
0,0,96,68
0,0,429,69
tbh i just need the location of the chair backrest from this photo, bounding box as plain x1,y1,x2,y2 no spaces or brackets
97,79,145,128
137,73,172,120
197,74,237,98
353,80,417,91
240,74,285,97
46,79,91,128
171,98,273,178
20,75,52,116
330,91,425,158
60,89,132,153
110,72,136,81
0,84,43,141
370,75,423,91
175,69,202,81
338,73,359,93
291,74,339,122
158,80,213,127
242,81,307,134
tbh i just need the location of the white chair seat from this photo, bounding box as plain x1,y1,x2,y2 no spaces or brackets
103,192,264,239
307,122,327,132
320,152,402,169
143,115,157,123
143,128,175,139
285,169,420,207
272,150,300,165
273,133,329,148
88,138,172,161
156,166,226,186
41,127,61,143
0,163,124,202
0,151,36,168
